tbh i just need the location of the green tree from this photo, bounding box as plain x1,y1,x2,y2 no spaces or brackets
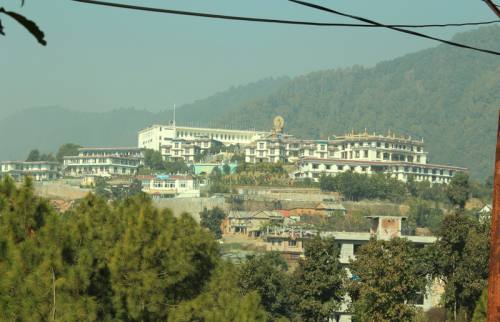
407,199,443,233
110,208,219,321
0,177,62,321
446,172,471,210
169,263,268,322
144,149,165,170
431,213,490,320
56,143,82,162
239,252,292,320
200,207,226,239
291,236,346,321
164,160,190,174
471,288,487,322
26,149,40,161
349,238,428,322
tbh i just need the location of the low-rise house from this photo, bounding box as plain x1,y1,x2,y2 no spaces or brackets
225,210,283,237
1,161,61,181
278,199,346,217
63,147,144,177
139,174,200,198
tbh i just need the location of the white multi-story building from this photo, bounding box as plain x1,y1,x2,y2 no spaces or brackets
297,158,465,184
245,135,288,163
138,124,269,151
1,161,61,181
161,139,201,162
63,147,144,177
295,131,466,184
138,174,200,198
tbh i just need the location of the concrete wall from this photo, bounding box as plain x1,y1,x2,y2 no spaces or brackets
152,197,227,222
33,182,91,200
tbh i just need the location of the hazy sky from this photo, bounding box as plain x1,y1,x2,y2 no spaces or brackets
0,0,497,119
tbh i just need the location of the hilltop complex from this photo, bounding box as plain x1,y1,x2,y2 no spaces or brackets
137,116,466,184
0,116,465,184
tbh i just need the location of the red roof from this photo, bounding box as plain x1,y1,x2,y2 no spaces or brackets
278,210,291,218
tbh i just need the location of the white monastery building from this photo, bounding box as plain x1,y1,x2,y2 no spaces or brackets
138,116,466,184
138,123,269,153
63,147,144,177
0,161,61,181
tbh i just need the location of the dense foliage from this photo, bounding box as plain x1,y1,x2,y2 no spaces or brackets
349,238,429,322
320,172,406,202
0,177,246,321
430,212,490,321
0,175,491,322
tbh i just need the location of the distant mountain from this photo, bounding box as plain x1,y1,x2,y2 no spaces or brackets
1,27,498,179
0,106,158,160
214,26,500,180
175,77,290,126
0,77,288,161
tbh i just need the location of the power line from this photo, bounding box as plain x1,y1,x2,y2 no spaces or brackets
71,0,500,29
289,0,500,56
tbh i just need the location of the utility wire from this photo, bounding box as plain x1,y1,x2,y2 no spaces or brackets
71,0,500,29
289,0,500,56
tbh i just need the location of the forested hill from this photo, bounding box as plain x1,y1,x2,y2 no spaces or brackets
214,26,500,180
1,26,498,179
0,78,287,162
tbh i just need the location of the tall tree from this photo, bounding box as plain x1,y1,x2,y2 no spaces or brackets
144,149,165,170
239,252,292,320
349,238,428,322
446,172,471,210
110,208,219,321
56,143,82,163
200,207,226,239
291,236,346,321
431,213,490,320
25,149,40,162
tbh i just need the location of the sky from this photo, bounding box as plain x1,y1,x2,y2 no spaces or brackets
0,0,497,119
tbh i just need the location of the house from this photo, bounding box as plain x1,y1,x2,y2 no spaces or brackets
0,161,61,181
139,174,200,198
278,199,346,217
225,210,283,237
63,147,144,177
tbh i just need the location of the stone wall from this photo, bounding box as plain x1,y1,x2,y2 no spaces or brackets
153,197,227,222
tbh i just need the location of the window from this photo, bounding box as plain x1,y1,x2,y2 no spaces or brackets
364,150,368,158
325,165,331,170
312,164,319,169
259,143,264,149
288,240,297,247
355,151,360,158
